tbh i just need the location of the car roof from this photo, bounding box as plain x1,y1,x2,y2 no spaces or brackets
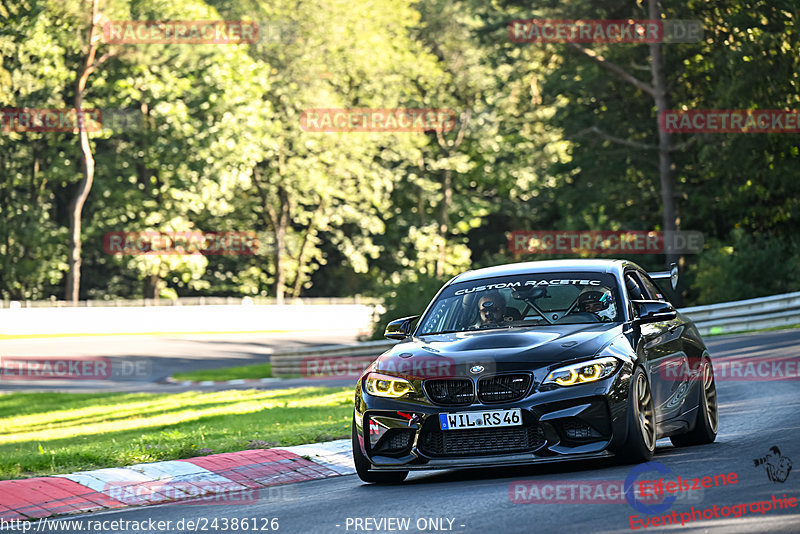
449,259,636,285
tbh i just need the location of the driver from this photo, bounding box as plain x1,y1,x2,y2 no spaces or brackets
477,291,521,326
577,290,616,321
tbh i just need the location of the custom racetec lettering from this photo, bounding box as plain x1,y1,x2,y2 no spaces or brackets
454,282,521,295
454,279,601,296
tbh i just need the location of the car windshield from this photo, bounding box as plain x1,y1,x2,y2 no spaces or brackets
417,272,622,335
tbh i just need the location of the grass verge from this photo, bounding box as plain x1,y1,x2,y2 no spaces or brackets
0,386,351,479
705,323,800,336
171,363,273,381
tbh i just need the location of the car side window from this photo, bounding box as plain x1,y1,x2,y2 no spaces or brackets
423,300,450,333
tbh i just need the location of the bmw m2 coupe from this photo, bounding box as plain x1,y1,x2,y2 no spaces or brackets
352,259,718,483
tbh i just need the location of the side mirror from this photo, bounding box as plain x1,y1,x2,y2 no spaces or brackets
631,300,677,324
384,315,419,340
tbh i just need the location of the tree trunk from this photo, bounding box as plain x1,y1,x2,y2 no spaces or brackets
435,168,452,278
65,109,96,304
289,198,324,298
568,2,680,269
272,186,290,304
251,164,290,304
433,111,469,278
648,0,679,267
145,273,161,300
65,0,102,304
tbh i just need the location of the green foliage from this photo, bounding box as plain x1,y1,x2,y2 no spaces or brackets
689,230,800,304
369,274,447,339
0,0,798,304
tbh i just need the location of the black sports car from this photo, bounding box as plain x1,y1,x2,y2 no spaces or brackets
352,259,718,483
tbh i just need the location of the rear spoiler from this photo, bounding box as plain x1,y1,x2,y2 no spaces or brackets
648,263,679,290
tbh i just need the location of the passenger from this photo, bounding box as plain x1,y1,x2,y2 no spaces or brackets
577,290,616,321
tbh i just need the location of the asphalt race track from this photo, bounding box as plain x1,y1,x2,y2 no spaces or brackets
0,331,360,392
29,328,800,533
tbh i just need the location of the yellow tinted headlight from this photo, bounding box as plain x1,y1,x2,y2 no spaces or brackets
365,373,414,398
544,357,619,386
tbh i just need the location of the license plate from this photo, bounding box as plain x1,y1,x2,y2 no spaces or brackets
439,409,522,430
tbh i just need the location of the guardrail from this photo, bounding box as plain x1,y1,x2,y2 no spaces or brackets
680,291,800,336
270,340,398,377
269,292,800,376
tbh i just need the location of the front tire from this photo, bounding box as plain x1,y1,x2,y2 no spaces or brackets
352,417,408,484
670,360,718,447
613,366,656,464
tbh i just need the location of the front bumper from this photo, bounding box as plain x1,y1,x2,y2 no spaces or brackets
371,451,614,471
354,364,634,471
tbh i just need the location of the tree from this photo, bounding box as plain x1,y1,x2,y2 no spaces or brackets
557,0,700,267
66,0,113,303
213,0,443,302
0,0,73,299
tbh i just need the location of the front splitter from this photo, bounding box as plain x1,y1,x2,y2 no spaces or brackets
370,450,614,471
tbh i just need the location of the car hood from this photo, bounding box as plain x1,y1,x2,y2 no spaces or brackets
373,323,624,378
